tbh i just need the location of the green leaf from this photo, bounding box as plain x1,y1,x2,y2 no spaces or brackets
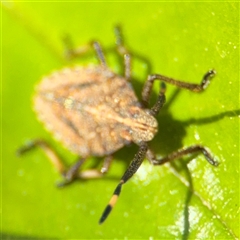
2,2,239,239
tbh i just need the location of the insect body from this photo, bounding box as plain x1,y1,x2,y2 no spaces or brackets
18,27,218,224
35,66,157,157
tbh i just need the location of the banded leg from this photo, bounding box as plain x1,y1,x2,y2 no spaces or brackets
99,142,148,224
142,69,216,107
146,145,219,167
114,26,131,81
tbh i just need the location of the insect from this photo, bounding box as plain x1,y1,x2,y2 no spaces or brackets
18,27,218,224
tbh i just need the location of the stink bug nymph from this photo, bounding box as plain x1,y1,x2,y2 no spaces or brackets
18,27,218,224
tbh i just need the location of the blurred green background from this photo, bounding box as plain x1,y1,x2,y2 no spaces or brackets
2,2,239,239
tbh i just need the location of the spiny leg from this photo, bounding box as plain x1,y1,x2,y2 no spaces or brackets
99,142,148,224
146,145,219,167
142,69,216,107
114,25,131,81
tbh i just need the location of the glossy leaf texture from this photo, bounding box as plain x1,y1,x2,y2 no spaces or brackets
2,2,239,239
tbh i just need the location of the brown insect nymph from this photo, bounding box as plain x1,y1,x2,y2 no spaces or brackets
18,27,218,224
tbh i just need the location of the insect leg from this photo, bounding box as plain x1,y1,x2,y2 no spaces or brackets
56,158,86,187
99,142,148,224
17,140,87,186
149,82,166,117
146,146,219,167
92,41,107,67
17,140,114,185
17,139,93,186
17,139,67,175
58,155,114,186
142,69,216,107
62,35,107,67
63,34,92,60
114,25,131,81
76,155,114,179
101,155,113,174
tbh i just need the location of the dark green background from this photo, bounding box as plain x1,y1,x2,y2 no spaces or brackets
2,2,239,239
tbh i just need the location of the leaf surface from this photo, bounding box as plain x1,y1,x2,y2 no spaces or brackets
2,2,239,239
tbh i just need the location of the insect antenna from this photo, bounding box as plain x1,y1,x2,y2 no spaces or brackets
99,142,148,224
99,180,123,224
